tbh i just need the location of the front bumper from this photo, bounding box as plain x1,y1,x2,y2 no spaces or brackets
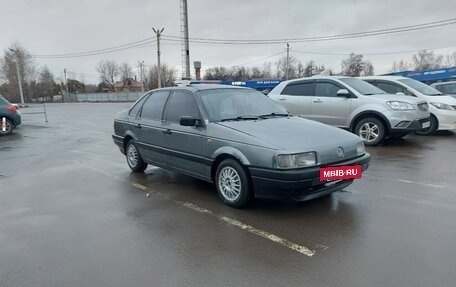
389,117,430,134
248,153,371,201
434,109,456,130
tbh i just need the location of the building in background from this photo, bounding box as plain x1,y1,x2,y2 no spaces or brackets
386,67,456,84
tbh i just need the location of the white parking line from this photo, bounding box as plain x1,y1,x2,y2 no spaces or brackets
364,173,445,189
84,166,317,257
394,179,445,189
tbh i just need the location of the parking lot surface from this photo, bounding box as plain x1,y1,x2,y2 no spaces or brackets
1,103,455,287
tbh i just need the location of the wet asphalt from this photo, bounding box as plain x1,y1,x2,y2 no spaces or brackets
1,103,455,287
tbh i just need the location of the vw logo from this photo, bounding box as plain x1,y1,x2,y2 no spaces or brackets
336,146,345,158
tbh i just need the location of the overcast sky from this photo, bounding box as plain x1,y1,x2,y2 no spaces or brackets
1,0,456,84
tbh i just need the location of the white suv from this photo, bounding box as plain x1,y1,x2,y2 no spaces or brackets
268,76,430,145
362,76,456,135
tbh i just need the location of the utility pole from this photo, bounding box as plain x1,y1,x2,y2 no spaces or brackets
138,60,145,93
180,0,191,80
63,69,69,102
153,28,164,88
286,43,290,80
9,48,25,106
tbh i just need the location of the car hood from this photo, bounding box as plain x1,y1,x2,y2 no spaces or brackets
426,95,456,104
215,117,363,163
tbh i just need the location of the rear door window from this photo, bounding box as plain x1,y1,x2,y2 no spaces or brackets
140,91,170,120
281,82,314,96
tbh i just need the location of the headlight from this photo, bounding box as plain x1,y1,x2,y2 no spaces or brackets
277,152,317,168
386,101,415,111
430,102,455,110
356,141,366,155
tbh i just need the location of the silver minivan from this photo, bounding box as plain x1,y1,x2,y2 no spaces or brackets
268,76,430,145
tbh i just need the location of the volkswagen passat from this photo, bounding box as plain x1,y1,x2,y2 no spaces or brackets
113,85,370,208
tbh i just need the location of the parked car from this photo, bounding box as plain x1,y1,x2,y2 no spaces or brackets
361,76,456,135
268,76,430,145
430,81,456,98
113,85,370,208
0,95,21,136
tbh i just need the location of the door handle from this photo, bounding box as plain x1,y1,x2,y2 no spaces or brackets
162,129,172,135
279,97,287,101
313,99,323,103
135,123,142,129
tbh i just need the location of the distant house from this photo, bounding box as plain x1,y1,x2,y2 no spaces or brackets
113,78,143,92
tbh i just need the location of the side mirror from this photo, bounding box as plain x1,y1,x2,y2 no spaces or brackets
179,116,202,127
336,89,350,97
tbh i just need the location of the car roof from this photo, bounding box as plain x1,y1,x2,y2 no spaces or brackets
359,75,410,81
431,81,456,86
278,76,352,85
154,84,248,92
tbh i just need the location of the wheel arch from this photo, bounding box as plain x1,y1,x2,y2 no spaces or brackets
350,111,391,135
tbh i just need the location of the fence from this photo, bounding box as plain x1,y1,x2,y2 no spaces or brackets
70,92,143,102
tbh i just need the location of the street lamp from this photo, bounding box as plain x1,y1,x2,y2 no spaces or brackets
9,48,25,106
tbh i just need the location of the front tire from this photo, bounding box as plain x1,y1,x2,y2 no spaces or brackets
0,118,13,136
415,115,438,135
215,159,253,208
126,140,147,172
354,117,386,146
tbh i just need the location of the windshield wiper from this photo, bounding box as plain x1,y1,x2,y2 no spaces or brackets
221,115,259,122
258,112,290,119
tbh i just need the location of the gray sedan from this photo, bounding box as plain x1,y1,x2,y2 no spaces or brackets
113,85,370,207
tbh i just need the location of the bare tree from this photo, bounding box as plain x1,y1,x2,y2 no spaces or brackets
275,55,300,80
303,61,326,77
390,60,410,72
0,42,37,102
96,60,119,91
204,66,231,80
444,51,456,67
341,53,374,77
361,61,374,76
36,66,58,101
411,50,443,71
147,63,177,89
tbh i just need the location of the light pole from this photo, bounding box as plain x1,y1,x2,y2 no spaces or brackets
9,48,25,106
138,60,145,93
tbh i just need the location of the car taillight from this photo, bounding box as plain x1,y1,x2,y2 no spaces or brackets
7,105,17,112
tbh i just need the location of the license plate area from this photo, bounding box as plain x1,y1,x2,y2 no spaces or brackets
320,165,362,181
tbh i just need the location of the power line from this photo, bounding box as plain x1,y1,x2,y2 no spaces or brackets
33,38,156,58
293,43,456,57
162,17,456,44
28,17,456,60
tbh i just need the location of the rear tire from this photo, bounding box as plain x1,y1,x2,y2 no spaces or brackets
354,117,386,146
215,159,253,208
126,140,147,172
415,115,437,135
0,118,13,136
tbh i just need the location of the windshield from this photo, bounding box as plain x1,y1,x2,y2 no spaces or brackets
437,83,456,94
340,78,386,95
398,78,443,96
198,88,287,122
